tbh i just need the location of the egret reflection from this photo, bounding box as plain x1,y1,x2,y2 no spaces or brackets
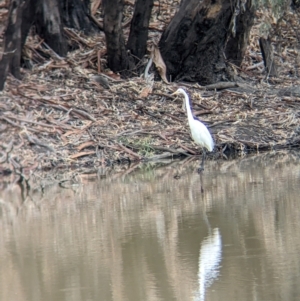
194,228,222,301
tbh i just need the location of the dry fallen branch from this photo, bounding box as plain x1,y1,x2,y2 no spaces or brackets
199,82,238,90
69,151,95,159
116,143,143,160
24,133,55,152
150,43,169,84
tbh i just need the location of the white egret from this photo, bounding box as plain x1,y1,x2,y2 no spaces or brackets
172,88,214,171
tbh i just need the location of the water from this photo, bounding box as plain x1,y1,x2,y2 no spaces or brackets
0,151,299,301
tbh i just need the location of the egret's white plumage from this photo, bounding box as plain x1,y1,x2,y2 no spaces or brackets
172,88,214,170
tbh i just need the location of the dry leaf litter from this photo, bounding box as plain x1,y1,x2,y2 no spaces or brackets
0,1,300,184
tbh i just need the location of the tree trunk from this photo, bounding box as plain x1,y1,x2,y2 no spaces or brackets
21,0,36,50
127,0,154,62
103,0,134,75
60,0,96,34
159,0,254,84
21,0,95,54
225,0,255,66
0,0,96,90
292,0,300,9
35,0,67,56
0,0,24,90
259,37,278,77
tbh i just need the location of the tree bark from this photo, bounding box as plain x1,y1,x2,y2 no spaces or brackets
103,0,134,74
0,0,96,90
0,0,24,90
225,0,255,66
20,0,94,55
60,0,96,34
35,0,67,56
291,0,300,9
159,0,254,84
127,0,154,61
21,0,36,50
259,37,278,77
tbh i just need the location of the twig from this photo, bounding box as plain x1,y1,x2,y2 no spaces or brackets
25,133,55,152
151,145,190,156
197,82,238,90
178,143,197,155
116,129,145,137
42,42,64,60
116,143,142,160
5,114,72,130
89,14,103,30
70,108,97,122
0,116,40,133
163,113,183,122
146,152,176,161
16,90,97,122
246,61,264,71
144,57,153,79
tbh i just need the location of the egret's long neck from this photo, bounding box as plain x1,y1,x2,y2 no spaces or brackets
183,92,194,123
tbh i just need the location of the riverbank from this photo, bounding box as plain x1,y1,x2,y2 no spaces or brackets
0,5,300,184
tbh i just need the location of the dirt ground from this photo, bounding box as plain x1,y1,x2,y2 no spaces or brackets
0,1,300,185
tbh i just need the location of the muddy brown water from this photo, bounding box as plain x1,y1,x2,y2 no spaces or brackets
0,151,299,301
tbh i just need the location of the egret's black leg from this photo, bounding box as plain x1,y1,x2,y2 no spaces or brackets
197,149,206,173
199,171,204,193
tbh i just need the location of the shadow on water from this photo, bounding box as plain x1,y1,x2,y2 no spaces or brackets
0,150,300,301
